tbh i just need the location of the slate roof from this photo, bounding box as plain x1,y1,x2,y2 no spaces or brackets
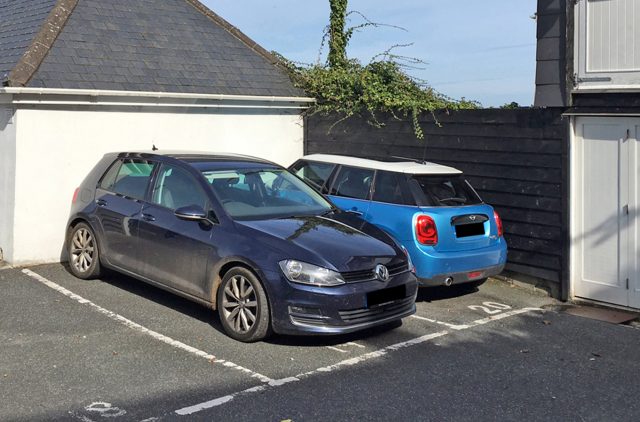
0,0,304,97
0,0,57,78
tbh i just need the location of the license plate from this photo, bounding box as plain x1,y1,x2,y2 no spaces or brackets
367,285,406,308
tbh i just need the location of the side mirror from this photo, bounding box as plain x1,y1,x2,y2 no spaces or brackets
174,205,208,221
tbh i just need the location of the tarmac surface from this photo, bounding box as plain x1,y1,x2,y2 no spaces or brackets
1,263,639,421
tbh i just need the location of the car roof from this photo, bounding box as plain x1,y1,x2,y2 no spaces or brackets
117,150,275,165
301,154,462,175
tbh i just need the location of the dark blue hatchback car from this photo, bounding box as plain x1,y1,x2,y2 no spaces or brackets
67,151,417,342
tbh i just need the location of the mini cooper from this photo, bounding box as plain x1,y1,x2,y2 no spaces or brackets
289,155,507,288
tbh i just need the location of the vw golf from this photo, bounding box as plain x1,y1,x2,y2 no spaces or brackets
67,151,417,342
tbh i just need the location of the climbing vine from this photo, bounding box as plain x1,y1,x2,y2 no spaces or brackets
276,0,478,139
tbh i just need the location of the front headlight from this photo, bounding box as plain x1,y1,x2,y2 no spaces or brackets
279,260,345,287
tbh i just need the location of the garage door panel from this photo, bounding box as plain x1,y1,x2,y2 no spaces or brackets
631,125,640,309
580,125,622,289
574,119,629,307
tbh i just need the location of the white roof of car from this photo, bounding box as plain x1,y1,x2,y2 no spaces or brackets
302,154,462,175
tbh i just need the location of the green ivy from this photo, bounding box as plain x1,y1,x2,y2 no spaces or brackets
277,57,478,139
276,0,478,139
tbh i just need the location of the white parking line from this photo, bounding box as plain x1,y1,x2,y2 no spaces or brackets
175,306,544,416
410,315,471,330
176,330,449,415
22,269,273,384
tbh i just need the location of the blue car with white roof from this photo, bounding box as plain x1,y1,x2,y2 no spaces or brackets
289,155,507,288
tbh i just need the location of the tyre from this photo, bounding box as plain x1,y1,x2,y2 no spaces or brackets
68,222,102,279
217,267,271,342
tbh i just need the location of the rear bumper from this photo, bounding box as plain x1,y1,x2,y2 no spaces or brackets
417,263,505,287
408,239,508,285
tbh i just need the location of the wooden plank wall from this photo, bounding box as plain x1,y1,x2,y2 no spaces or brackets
305,108,569,293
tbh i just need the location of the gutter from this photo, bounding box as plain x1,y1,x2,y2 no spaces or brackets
0,87,315,109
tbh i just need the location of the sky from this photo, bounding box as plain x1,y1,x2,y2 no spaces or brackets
203,0,538,107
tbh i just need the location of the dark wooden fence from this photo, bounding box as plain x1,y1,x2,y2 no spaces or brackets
305,108,569,296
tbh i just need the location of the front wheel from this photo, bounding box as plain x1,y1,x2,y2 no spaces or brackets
68,222,102,279
217,267,271,342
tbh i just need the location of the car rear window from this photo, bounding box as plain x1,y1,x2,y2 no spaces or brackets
410,174,482,207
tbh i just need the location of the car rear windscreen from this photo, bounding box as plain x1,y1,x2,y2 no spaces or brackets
410,174,482,207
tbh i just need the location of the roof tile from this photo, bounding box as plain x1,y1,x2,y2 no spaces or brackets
0,0,303,97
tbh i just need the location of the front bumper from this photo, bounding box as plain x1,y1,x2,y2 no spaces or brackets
267,270,418,335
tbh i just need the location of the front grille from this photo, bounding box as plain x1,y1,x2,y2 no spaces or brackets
341,260,410,283
388,261,409,276
338,296,414,324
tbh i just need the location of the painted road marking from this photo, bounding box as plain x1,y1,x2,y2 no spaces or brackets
22,269,273,384
175,331,449,415
175,307,543,416
410,314,471,330
325,341,367,354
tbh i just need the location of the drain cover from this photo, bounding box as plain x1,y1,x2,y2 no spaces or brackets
564,306,639,324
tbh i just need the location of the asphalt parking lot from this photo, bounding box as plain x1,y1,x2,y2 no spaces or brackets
2,264,640,422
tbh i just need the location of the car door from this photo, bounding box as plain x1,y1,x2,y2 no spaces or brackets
94,158,155,271
327,165,374,217
365,170,418,242
136,162,217,299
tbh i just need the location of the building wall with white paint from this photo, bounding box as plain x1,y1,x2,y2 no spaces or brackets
2,101,305,265
0,104,17,263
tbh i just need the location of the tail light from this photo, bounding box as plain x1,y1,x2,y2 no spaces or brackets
72,187,80,204
416,215,438,245
494,210,504,237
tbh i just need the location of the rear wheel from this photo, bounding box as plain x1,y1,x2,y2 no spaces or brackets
68,223,102,279
217,267,271,342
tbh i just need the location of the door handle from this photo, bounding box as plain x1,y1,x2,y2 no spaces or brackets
96,199,107,207
347,208,364,216
623,205,629,216
142,213,156,222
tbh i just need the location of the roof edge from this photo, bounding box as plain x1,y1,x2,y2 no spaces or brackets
0,86,315,102
7,0,79,87
183,0,284,68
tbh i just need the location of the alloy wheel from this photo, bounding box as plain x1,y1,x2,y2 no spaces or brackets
222,275,258,333
70,228,95,273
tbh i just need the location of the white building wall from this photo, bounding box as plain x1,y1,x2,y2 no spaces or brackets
11,105,304,265
0,106,16,263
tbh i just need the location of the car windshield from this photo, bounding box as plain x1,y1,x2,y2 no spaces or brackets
202,168,333,220
410,174,483,207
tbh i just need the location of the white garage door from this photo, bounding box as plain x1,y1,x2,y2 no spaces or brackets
573,117,639,309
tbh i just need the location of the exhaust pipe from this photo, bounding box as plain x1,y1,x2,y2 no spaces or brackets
444,277,454,287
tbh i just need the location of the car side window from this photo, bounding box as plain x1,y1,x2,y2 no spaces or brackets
292,161,335,193
99,160,122,191
330,165,374,200
372,171,415,205
103,159,155,200
151,164,209,211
